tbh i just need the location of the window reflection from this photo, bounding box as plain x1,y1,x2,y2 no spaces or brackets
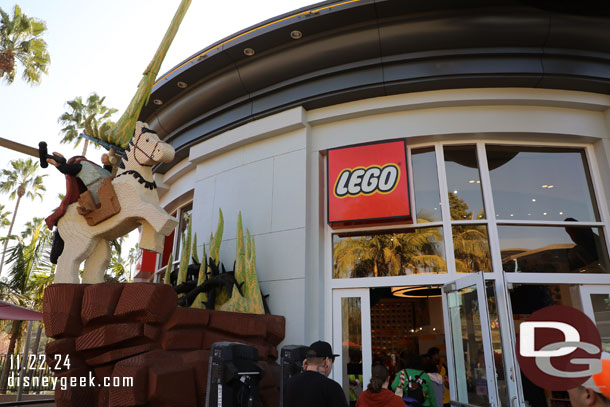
341,297,363,404
486,282,509,407
444,145,485,220
453,224,492,273
591,294,610,352
448,287,489,405
174,202,193,259
333,228,446,278
487,146,599,221
412,147,441,223
509,284,581,407
499,225,609,273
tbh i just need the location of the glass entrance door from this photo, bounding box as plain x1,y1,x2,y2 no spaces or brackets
332,289,372,405
580,285,610,353
443,272,500,407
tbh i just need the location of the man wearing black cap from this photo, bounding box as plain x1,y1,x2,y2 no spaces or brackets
284,340,349,407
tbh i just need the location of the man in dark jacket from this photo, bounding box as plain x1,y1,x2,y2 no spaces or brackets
284,341,349,407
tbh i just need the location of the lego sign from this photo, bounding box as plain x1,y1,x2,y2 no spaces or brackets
327,140,411,225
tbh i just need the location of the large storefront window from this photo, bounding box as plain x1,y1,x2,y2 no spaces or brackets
453,224,492,273
332,143,609,278
412,147,441,223
330,141,610,407
333,227,447,278
444,145,486,221
487,146,599,221
498,225,610,273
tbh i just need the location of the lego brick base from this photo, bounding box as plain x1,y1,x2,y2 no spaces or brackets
43,283,285,407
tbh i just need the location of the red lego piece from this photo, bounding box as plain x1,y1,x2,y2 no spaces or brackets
43,284,88,337
82,283,124,325
114,283,177,323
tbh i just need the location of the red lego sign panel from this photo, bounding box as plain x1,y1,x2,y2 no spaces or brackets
327,140,411,225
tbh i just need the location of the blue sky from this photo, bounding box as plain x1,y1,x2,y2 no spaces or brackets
0,0,315,273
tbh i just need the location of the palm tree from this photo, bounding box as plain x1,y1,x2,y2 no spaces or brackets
106,238,129,282
0,159,46,276
0,5,50,85
20,217,44,238
127,244,140,278
333,227,446,278
0,205,11,229
448,192,491,272
0,218,52,392
58,93,118,156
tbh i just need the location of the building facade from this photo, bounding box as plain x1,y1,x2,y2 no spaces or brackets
139,1,610,406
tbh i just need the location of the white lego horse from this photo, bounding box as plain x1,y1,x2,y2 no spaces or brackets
54,122,178,283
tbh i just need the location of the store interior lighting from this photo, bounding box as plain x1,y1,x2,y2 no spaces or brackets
391,286,442,298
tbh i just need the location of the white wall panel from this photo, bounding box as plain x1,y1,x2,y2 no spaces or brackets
272,149,307,232
242,129,306,166
213,158,274,240
255,228,306,282
191,176,216,249
311,106,607,153
260,279,306,348
195,148,243,181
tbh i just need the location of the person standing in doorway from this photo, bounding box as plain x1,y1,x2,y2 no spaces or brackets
356,364,405,407
392,353,437,407
284,341,349,407
427,347,450,407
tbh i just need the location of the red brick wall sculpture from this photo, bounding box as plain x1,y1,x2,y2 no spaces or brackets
43,283,285,407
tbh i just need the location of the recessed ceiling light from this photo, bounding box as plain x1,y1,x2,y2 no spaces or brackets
543,212,547,215
153,99,163,105
559,211,564,215
243,48,255,56
542,185,548,188
177,81,188,89
547,185,554,189
532,198,536,202
290,30,302,39
453,190,458,194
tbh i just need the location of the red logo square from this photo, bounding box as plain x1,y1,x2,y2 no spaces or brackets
327,140,411,225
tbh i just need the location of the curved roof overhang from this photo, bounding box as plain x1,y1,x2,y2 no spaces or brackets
139,0,610,173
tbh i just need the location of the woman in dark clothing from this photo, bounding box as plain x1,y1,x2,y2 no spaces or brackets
356,364,405,407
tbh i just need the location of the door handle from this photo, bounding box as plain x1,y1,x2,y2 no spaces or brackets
509,366,514,381
511,396,518,407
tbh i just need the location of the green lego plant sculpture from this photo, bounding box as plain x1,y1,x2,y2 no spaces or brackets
219,212,265,314
209,209,224,264
191,243,208,309
191,232,199,265
208,209,232,306
164,208,265,314
177,214,192,286
163,251,173,285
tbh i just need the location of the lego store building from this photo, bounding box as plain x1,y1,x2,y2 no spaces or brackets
137,1,610,406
